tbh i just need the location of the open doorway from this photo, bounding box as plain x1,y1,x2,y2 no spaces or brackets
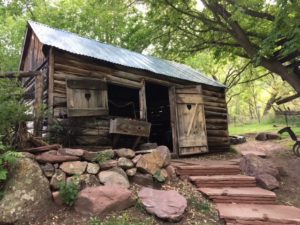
145,82,173,151
107,84,140,119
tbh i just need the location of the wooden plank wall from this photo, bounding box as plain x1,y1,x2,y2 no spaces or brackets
202,85,230,152
21,31,48,135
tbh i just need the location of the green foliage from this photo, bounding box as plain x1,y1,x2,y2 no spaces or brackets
58,181,79,206
0,140,21,199
0,79,28,144
92,151,114,163
134,199,146,213
153,170,165,183
88,213,155,225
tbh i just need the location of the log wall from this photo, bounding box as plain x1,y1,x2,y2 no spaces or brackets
48,49,229,151
202,85,230,152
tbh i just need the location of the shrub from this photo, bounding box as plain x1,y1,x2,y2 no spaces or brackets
58,181,80,206
0,140,21,198
153,170,165,183
0,79,28,146
92,151,114,163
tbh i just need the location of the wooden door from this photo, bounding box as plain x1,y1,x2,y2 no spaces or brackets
174,86,208,156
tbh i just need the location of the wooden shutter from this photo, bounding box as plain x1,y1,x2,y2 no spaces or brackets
174,85,208,155
66,79,108,117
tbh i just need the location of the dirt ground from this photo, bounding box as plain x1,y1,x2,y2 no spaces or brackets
234,137,300,208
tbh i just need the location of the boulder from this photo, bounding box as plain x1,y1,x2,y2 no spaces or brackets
58,148,85,157
138,187,187,222
52,191,64,206
74,186,134,216
60,161,87,175
40,163,55,178
67,174,100,189
132,154,142,164
256,173,279,190
98,168,130,188
131,173,154,187
118,157,134,169
240,154,279,178
36,151,80,163
255,132,268,141
240,154,280,190
126,168,137,177
255,132,281,141
99,160,118,170
115,148,135,158
266,133,281,140
82,151,98,161
50,169,66,190
165,165,177,180
0,158,52,224
136,148,170,174
156,145,171,167
86,163,100,174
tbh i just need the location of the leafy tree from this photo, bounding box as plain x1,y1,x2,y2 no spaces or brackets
144,0,300,93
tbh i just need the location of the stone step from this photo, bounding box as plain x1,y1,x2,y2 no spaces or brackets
198,187,276,204
190,175,256,188
175,164,241,176
216,203,300,225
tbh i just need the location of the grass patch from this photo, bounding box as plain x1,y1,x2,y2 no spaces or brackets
229,121,300,137
188,195,213,214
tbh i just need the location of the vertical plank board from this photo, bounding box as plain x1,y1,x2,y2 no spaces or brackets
139,79,147,120
33,72,43,137
48,48,54,126
169,86,179,157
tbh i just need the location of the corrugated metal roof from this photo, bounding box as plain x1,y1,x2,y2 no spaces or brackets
28,21,225,87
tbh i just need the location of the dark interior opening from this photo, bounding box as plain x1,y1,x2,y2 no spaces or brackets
107,84,140,119
146,82,173,151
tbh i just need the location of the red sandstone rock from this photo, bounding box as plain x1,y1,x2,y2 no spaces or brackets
58,148,85,157
60,161,87,175
52,191,64,206
256,173,279,190
36,151,79,163
74,186,134,216
138,187,187,222
115,148,135,159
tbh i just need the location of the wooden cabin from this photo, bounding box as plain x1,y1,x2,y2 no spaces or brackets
19,21,229,157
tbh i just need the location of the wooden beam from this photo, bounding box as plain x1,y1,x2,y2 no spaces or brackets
48,48,54,126
276,93,300,105
169,86,179,157
139,79,147,120
33,72,44,137
0,71,41,78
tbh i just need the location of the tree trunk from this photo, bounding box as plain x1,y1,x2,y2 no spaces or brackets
263,93,279,117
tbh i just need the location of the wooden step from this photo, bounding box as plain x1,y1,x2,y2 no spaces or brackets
190,175,256,188
176,164,241,176
198,187,276,204
216,203,300,225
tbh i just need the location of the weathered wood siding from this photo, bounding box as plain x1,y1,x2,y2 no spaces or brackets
202,85,230,152
21,30,48,135
47,49,229,151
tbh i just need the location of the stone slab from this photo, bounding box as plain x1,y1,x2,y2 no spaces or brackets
241,150,267,158
199,187,276,198
216,203,300,224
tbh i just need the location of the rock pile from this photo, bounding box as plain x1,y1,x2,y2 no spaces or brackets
21,145,176,205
